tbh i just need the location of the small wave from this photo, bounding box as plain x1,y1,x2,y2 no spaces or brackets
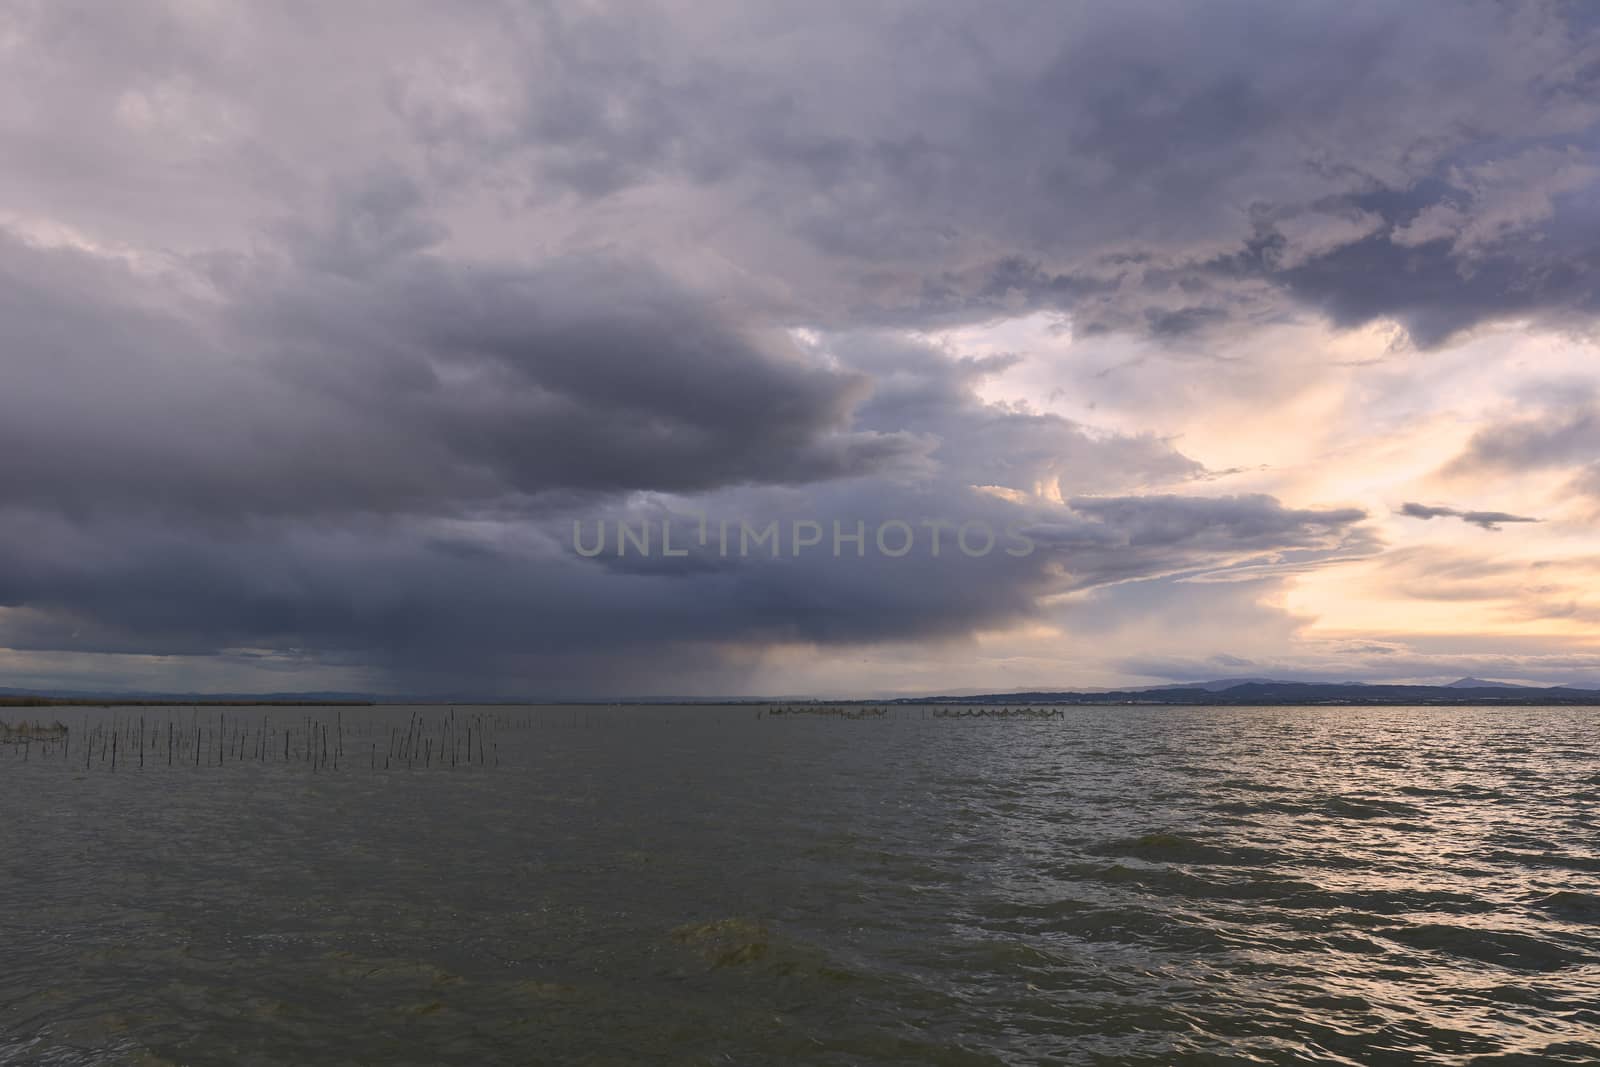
1397,784,1461,797
1532,890,1600,922
1487,850,1600,874
1300,992,1373,1013
963,939,1077,970
1476,983,1570,1010
1216,778,1291,793
1095,832,1279,867
1074,860,1328,907
1022,896,1236,952
1207,795,1430,823
1315,795,1425,820
1287,886,1494,917
1383,922,1587,971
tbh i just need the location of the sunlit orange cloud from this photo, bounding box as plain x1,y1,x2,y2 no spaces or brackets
912,311,1600,680
942,317,1597,510
1288,543,1600,640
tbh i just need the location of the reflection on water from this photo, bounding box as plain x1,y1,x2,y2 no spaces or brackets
2,704,1598,1065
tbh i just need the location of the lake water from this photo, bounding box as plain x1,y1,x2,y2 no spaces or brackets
2,704,1598,1065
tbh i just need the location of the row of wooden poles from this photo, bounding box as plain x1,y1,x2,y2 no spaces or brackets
0,708,526,771
932,707,1066,719
764,705,892,719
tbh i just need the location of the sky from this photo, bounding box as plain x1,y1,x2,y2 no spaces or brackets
4,0,1600,698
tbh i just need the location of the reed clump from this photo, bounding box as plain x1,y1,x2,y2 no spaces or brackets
0,720,69,742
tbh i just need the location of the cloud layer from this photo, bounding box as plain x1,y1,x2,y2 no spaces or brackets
3,0,1600,694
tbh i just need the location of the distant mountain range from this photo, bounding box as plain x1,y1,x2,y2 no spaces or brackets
893,678,1600,706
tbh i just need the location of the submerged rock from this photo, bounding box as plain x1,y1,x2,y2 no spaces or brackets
669,917,771,967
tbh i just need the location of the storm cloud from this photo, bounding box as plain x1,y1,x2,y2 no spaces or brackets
0,228,921,519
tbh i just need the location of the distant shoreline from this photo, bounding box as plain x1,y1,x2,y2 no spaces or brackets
4,691,1600,708
0,696,374,708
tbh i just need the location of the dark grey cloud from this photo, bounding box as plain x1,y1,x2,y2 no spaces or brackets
1438,392,1600,509
368,0,1600,346
10,1,1595,345
1066,494,1365,551
0,481,1371,698
1270,183,1600,349
1398,502,1542,531
0,225,919,520
1446,404,1600,474
1039,494,1371,590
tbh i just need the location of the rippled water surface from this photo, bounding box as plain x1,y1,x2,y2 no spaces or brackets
2,704,1598,1065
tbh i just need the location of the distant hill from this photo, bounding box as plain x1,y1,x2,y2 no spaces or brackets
1145,677,1305,692
894,679,1600,706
